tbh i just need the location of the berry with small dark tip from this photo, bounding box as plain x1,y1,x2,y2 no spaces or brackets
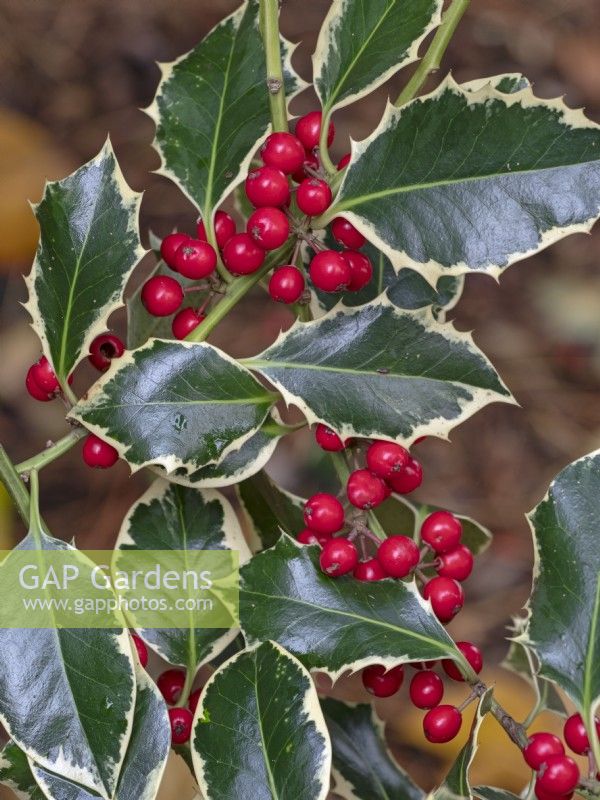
141,275,184,317
319,537,358,577
304,493,345,535
296,178,332,216
247,207,290,250
82,434,119,469
362,664,404,697
347,469,388,510
366,440,410,479
169,707,193,744
26,369,53,401
160,233,190,269
410,670,444,709
310,250,351,292
88,334,125,372
245,166,290,208
268,266,305,303
386,458,423,494
29,356,59,394
423,705,462,743
222,233,265,275
173,239,217,279
377,535,420,578
421,510,462,554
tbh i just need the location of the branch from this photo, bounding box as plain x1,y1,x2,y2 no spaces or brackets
259,0,288,133
0,444,30,526
15,429,85,474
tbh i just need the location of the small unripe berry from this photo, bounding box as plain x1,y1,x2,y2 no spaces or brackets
421,510,462,554
362,664,404,697
353,558,386,582
437,545,473,582
310,250,351,292
319,537,358,577
29,356,59,394
296,178,332,216
536,755,579,796
410,670,444,709
197,210,236,249
387,458,423,494
315,424,346,452
172,308,205,340
247,207,290,250
342,250,373,292
222,233,265,275
295,111,334,151
82,434,119,469
297,528,331,546
423,705,462,743
157,669,186,705
261,132,306,174
160,232,190,269
366,440,410,479
563,713,590,754
131,634,148,668
331,217,366,249
377,535,420,578
347,469,388,510
423,577,464,622
173,239,217,279
169,707,193,744
141,275,184,317
303,493,345,535
523,732,565,769
443,642,482,681
88,333,125,372
245,166,290,208
268,266,305,303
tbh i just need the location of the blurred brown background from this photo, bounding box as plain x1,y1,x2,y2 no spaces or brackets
0,0,599,795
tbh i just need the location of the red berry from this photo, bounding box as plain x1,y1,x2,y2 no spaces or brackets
410,670,444,709
160,233,190,269
88,334,125,372
423,577,464,623
296,178,332,216
247,207,290,251
315,423,346,452
331,218,366,249
29,356,59,394
188,688,202,715
362,664,404,697
304,493,345,535
343,250,373,292
245,166,289,208
295,111,334,151
141,275,183,317
268,266,305,303
168,707,193,745
82,434,118,469
537,755,579,796
261,132,306,174
354,558,386,581
131,634,148,668
337,152,351,170
535,783,573,800
157,669,186,705
297,528,331,546
421,511,462,554
319,537,358,577
26,369,53,401
347,469,388,510
310,250,351,292
197,210,236,249
366,441,410,479
437,545,474,582
443,642,482,681
222,233,265,275
423,705,462,743
291,151,319,184
173,239,217,279
172,308,205,340
523,732,565,769
387,458,423,494
376,535,420,578
563,713,590,754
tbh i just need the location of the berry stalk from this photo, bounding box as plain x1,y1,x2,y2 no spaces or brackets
15,429,86,475
259,0,289,134
329,450,387,541
0,444,31,526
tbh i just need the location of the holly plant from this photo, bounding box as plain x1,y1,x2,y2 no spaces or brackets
1,0,600,799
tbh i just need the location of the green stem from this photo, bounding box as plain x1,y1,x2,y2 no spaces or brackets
0,444,30,527
28,470,44,544
206,221,233,284
329,451,387,541
259,0,289,133
394,0,470,107
16,429,85,474
318,112,337,176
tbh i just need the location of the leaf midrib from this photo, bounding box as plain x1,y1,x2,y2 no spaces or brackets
253,654,280,800
582,577,600,716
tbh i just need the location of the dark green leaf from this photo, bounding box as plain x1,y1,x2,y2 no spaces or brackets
71,338,277,473
24,140,144,385
0,741,45,799
473,788,522,800
247,298,512,445
323,78,600,282
240,535,457,679
192,641,331,800
237,470,305,551
322,698,424,800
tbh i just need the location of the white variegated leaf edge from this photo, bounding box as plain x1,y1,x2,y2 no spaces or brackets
312,0,444,114
461,73,531,93
144,0,308,220
320,74,600,286
191,640,332,800
246,295,516,445
69,337,274,475
236,484,305,555
115,478,251,671
23,138,146,385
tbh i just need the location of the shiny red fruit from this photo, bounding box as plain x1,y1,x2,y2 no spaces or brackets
315,423,346,452
261,132,306,174
245,166,290,207
173,239,217,279
29,356,59,393
337,152,351,170
297,528,331,546
410,670,444,709
421,510,462,553
296,178,332,216
535,783,573,800
197,210,236,249
523,732,565,769
423,705,462,743
376,535,420,578
303,493,345,535
268,266,305,303
291,151,319,184
443,641,482,681
366,441,410,479
82,434,118,469
347,469,388,510
309,250,351,292
169,707,193,744
362,664,404,697
132,634,148,668
157,669,186,705
88,333,125,372
331,217,366,249
141,275,184,316
536,755,579,796
172,308,205,340
295,111,335,151
423,577,464,622
437,545,474,582
160,232,190,269
188,688,202,715
319,537,358,577
563,713,590,754
26,369,53,401
222,233,265,275
342,250,373,292
247,207,290,250
386,458,423,494
353,558,386,581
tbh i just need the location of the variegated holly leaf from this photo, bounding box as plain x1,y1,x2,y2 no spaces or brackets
115,480,250,671
24,140,144,386
313,0,442,116
30,663,170,800
0,741,45,800
70,338,277,473
240,535,457,680
430,689,493,800
246,297,512,445
237,470,305,551
322,698,424,800
462,73,530,94
473,789,521,800
521,449,600,745
147,0,305,221
192,641,331,800
0,530,135,799
320,77,600,284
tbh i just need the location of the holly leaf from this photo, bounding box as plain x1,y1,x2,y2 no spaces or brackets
246,297,512,445
0,531,135,799
191,641,331,800
430,689,493,800
115,479,250,671
30,663,170,800
240,535,458,680
473,789,522,800
322,698,424,800
520,449,600,736
236,470,305,551
0,741,45,800
321,78,600,284
24,140,144,385
313,0,442,115
462,73,531,94
70,338,277,473
147,0,306,220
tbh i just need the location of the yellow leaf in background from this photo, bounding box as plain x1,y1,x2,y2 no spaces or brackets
0,483,16,549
